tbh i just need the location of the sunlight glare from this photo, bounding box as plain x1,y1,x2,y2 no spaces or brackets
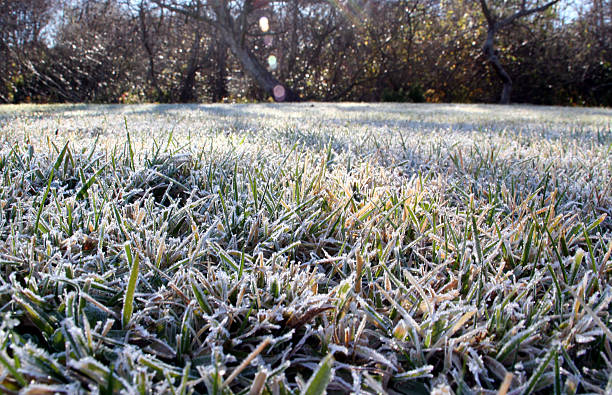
259,17,270,32
273,85,286,101
268,55,277,70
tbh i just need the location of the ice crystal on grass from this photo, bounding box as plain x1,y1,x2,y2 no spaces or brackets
0,103,610,394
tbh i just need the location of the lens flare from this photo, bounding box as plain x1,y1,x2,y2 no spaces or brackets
267,55,277,70
273,85,286,101
259,17,269,32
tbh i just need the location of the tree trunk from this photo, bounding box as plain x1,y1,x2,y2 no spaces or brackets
178,29,202,103
152,0,298,102
138,4,162,101
282,0,299,82
211,37,228,102
483,28,512,104
220,26,299,102
179,65,198,102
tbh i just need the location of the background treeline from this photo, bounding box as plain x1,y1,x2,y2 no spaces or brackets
1,0,611,105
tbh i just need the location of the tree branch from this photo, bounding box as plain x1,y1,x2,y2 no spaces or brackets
151,0,214,27
239,0,252,46
479,0,495,26
499,0,560,27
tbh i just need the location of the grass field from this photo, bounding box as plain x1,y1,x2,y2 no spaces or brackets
0,103,610,394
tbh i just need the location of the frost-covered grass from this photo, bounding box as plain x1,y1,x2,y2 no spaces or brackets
0,103,610,394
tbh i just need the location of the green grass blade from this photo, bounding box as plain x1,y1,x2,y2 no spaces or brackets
191,275,212,315
524,347,556,394
301,353,334,395
34,141,69,234
122,242,139,329
0,352,27,387
521,222,535,267
76,165,105,200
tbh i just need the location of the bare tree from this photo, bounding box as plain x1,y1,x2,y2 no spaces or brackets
0,0,54,102
178,26,203,102
137,0,163,100
153,0,299,101
478,0,561,104
209,35,228,102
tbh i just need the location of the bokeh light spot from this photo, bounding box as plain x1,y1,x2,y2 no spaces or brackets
259,17,269,32
273,85,286,101
267,55,277,70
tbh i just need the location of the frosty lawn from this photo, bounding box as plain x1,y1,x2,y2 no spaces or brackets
0,103,610,394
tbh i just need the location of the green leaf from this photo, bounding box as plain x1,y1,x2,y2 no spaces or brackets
521,222,535,267
191,275,212,315
122,242,139,329
34,141,69,234
524,347,557,394
211,242,239,273
301,353,334,395
0,351,27,387
13,295,55,336
76,165,105,200
125,117,135,171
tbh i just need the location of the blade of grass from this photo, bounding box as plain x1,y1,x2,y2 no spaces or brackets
122,242,139,329
34,142,69,234
524,347,556,394
223,337,271,389
301,353,335,395
76,165,106,200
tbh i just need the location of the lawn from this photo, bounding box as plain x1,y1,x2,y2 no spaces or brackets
0,103,610,394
